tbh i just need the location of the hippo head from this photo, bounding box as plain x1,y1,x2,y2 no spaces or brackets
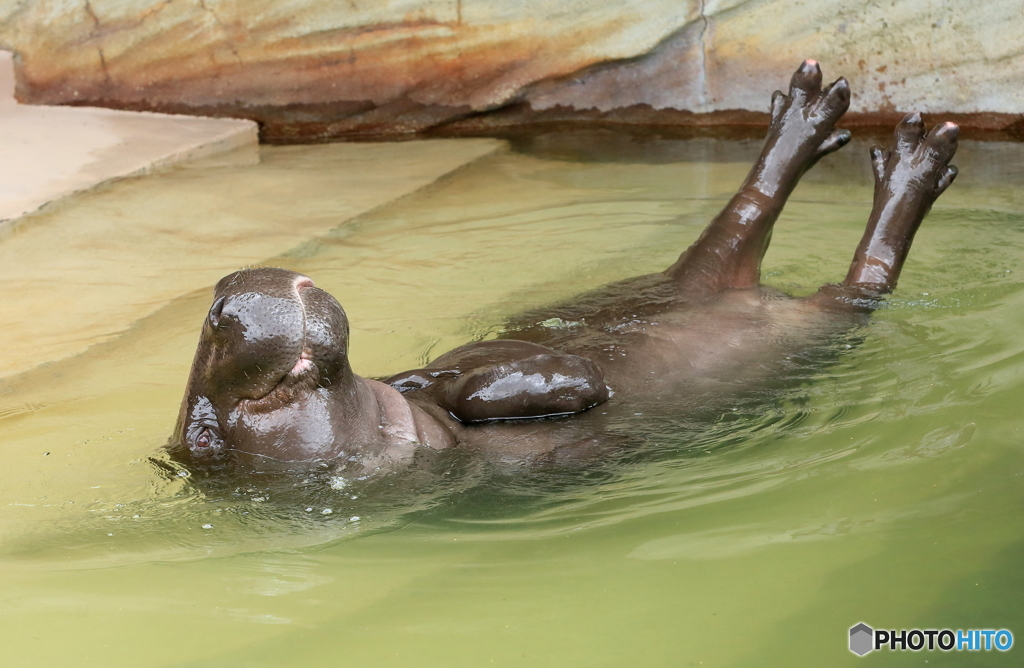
172,268,383,466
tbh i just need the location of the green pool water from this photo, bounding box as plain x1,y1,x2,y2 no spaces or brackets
1,131,1023,666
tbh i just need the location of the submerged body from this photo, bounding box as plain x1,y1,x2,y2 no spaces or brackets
172,61,959,472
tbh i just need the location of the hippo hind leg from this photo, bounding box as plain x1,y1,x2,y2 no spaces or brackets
811,114,959,309
666,60,851,296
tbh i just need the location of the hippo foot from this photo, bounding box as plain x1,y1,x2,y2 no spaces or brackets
765,60,852,170
822,113,959,297
870,113,959,211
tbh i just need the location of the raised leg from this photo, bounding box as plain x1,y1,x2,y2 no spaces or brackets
666,59,851,295
812,114,958,308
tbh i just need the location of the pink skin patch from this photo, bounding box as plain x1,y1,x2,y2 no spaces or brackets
290,356,315,376
290,274,315,376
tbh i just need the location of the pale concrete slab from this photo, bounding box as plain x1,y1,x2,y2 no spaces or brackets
0,138,504,380
0,50,257,225
0,50,503,380
0,51,14,106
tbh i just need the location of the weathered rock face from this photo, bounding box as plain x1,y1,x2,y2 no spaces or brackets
2,0,1023,141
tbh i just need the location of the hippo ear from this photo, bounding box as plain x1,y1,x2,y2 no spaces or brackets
208,296,226,329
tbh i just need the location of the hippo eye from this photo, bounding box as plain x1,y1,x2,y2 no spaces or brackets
208,297,226,329
189,426,224,458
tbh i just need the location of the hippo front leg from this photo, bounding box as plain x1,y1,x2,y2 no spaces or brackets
443,352,610,423
385,340,610,423
666,59,851,295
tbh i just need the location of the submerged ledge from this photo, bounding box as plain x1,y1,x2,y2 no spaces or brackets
0,137,503,381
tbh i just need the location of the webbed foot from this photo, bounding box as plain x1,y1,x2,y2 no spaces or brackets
666,60,853,294
833,113,959,297
870,113,959,210
753,60,851,195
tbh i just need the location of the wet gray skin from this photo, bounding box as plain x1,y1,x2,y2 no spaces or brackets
172,60,960,473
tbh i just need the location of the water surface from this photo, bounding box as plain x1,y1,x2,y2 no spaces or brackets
1,131,1023,666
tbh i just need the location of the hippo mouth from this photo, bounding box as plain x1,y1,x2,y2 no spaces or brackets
242,276,322,407
242,349,321,409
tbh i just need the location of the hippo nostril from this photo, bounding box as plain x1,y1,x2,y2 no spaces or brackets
294,276,315,290
208,296,226,328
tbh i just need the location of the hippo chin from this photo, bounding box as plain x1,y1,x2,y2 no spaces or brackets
172,60,959,473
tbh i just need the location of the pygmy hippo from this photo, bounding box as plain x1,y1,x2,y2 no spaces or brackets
171,61,959,473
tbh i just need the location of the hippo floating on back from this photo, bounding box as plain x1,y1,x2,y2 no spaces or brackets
171,61,959,473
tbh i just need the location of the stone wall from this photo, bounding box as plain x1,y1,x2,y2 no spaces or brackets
2,0,1022,141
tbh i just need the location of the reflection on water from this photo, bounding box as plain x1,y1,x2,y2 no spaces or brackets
1,132,1024,666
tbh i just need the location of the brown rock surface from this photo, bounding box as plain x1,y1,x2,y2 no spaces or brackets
3,0,1023,141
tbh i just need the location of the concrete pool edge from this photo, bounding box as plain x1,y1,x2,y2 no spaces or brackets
0,135,507,381
0,50,258,227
